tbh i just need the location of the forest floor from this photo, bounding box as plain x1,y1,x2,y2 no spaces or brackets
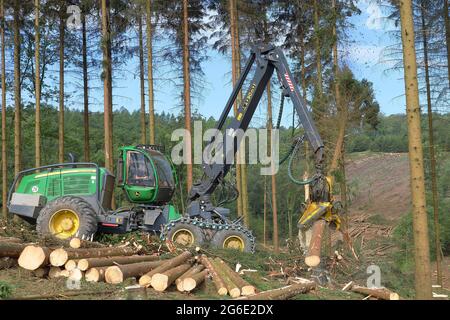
0,152,448,300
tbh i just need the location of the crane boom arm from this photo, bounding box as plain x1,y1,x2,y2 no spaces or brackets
188,44,325,203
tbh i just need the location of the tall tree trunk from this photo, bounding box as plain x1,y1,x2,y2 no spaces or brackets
263,175,267,246
101,0,113,173
34,0,41,168
313,0,323,117
146,0,155,145
182,0,193,192
267,82,278,253
82,10,90,162
229,0,243,218
138,15,146,145
444,0,450,86
329,0,345,175
399,0,432,300
13,0,21,176
58,4,65,164
235,4,249,226
420,0,442,287
1,0,7,219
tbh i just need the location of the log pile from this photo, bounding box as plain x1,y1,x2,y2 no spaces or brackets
0,237,158,282
0,238,261,298
197,255,258,298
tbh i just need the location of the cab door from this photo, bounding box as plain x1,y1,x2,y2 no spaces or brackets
122,150,157,203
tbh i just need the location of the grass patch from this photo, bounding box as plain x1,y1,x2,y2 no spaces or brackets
0,281,13,299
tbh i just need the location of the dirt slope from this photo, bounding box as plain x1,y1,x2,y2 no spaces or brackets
346,152,411,221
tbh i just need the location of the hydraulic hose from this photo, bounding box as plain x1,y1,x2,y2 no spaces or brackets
287,137,319,185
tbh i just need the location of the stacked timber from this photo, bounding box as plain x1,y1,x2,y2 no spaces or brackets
198,255,257,298
0,238,163,282
139,251,193,287
1,238,266,299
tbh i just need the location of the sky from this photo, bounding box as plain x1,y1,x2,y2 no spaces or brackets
108,0,407,123
9,1,408,121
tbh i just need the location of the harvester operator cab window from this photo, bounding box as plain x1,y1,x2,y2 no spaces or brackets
150,153,175,189
126,151,155,187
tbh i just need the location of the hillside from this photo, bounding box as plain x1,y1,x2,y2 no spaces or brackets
346,152,411,221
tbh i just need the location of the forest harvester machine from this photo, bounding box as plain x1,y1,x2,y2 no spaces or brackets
7,44,343,254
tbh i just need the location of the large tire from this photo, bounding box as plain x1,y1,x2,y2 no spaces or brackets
36,196,98,240
211,228,255,253
166,222,206,247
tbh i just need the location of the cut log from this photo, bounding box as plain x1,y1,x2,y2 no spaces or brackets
0,236,23,243
214,257,256,296
60,269,70,277
199,255,227,296
65,259,79,271
78,255,158,271
176,264,205,292
68,268,83,282
182,270,208,292
139,251,192,287
18,245,52,270
150,263,192,292
0,257,18,270
305,219,326,267
350,285,400,300
0,242,27,258
69,238,82,249
210,258,240,298
85,267,108,282
105,260,164,284
49,246,137,267
69,237,104,249
236,281,316,300
12,289,117,300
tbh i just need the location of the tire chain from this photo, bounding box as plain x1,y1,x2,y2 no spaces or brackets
160,217,256,253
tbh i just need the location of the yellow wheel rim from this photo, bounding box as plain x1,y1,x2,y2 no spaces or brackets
223,236,245,251
49,209,80,239
171,229,195,246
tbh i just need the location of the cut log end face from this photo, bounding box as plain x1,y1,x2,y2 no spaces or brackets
69,238,81,249
229,288,241,298
182,278,196,292
139,275,151,287
305,255,320,267
105,266,123,284
241,285,256,296
59,270,70,277
390,293,400,300
65,260,77,271
85,269,99,282
18,246,47,271
218,288,228,296
49,248,69,267
151,274,169,292
78,259,89,271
